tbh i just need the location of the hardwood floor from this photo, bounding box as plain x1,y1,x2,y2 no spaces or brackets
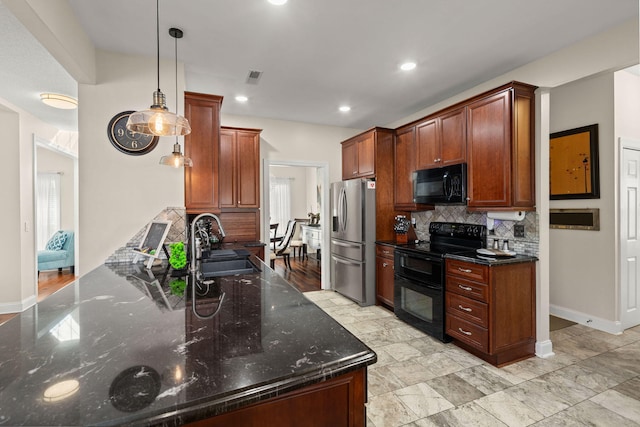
0,270,75,326
271,252,322,293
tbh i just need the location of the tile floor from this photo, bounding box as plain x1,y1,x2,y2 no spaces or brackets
304,290,640,427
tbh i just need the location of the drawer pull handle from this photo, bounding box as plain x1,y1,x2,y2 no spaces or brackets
383,250,390,254
458,327,472,336
458,305,472,312
458,268,473,273
458,284,473,291
382,263,388,268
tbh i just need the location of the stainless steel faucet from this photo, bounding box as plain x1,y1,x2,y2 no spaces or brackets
190,213,225,273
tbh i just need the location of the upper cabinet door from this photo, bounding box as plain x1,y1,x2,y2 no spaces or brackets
184,92,222,214
416,118,439,170
466,90,512,208
356,133,375,177
439,107,466,166
342,140,358,180
219,127,261,209
236,130,260,208
415,107,466,170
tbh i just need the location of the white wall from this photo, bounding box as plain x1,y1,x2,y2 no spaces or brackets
549,73,616,322
0,96,60,312
615,67,640,139
78,50,185,273
36,146,75,233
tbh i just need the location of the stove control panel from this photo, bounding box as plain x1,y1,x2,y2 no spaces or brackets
429,222,486,240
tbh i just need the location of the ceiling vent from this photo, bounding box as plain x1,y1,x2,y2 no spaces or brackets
246,70,263,84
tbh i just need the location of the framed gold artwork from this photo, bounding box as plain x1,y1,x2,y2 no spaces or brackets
550,124,600,199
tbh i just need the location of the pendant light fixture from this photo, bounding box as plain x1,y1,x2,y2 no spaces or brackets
127,0,191,137
159,27,193,168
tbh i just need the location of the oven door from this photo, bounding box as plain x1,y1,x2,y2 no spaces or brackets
394,275,450,343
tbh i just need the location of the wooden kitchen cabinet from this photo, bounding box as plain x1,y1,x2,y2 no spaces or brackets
219,126,261,209
340,128,391,180
184,92,223,214
394,125,435,212
466,82,536,210
445,258,536,367
375,244,395,308
416,106,466,170
340,127,397,240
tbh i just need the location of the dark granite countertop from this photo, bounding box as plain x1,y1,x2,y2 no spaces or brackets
0,256,375,426
445,251,538,265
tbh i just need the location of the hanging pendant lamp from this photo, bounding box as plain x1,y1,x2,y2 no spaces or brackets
127,0,191,137
160,27,193,168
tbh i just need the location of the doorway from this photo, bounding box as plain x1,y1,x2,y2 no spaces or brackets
619,138,640,329
33,135,78,298
263,159,330,290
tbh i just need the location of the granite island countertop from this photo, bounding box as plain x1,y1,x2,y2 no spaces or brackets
0,256,376,426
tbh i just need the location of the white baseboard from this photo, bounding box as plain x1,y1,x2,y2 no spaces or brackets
535,339,555,358
550,304,623,335
0,295,37,315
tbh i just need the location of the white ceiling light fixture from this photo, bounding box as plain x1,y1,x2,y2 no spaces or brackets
235,95,248,103
268,0,288,5
127,0,191,137
339,106,351,113
400,62,417,71
160,27,193,168
40,93,78,110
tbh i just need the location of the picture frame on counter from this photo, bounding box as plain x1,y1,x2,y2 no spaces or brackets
550,124,600,200
549,208,600,231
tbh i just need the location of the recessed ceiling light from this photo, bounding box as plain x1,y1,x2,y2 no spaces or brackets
235,95,248,103
40,93,78,109
339,106,351,113
400,62,416,71
268,0,288,5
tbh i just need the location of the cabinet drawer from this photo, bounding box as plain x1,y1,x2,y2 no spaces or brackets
446,315,488,352
446,292,488,327
376,245,394,259
446,259,488,283
446,276,489,303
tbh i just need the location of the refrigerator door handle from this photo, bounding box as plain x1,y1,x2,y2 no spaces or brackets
332,255,361,266
331,240,358,248
340,187,347,233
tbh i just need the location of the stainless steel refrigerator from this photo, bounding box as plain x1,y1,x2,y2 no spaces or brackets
330,179,376,306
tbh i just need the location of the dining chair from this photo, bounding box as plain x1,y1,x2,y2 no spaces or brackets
269,223,279,251
270,220,296,270
289,218,308,259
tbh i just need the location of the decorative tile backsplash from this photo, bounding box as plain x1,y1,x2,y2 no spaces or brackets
412,206,539,257
105,207,188,264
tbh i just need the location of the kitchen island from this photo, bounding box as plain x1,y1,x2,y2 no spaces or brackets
0,256,376,426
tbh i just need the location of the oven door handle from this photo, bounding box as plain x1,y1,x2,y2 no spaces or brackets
394,274,441,292
398,253,442,265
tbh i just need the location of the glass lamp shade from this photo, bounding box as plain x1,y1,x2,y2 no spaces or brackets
127,90,191,136
160,142,192,168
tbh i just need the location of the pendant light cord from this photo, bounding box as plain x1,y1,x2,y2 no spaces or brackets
156,0,160,92
175,26,179,144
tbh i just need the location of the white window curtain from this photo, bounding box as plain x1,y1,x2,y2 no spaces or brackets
37,173,61,250
270,177,292,235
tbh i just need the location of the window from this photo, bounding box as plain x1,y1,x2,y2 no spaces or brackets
270,177,291,233
37,173,61,250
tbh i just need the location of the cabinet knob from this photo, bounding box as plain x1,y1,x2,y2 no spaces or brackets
466,197,471,201
382,262,388,268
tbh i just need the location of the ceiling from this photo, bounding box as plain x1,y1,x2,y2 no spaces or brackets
0,0,637,132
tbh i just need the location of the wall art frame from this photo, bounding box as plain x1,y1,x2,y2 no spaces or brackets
550,124,600,200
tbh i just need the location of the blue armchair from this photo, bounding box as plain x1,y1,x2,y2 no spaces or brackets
38,230,75,274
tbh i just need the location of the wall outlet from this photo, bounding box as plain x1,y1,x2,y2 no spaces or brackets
514,224,525,237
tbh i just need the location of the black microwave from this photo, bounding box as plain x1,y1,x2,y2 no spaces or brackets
413,163,467,204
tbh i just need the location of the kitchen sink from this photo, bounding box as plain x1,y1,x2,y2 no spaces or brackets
199,258,260,278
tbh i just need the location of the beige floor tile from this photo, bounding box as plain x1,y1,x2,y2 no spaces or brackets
394,383,454,419
533,400,639,427
475,390,545,427
367,391,419,427
426,373,485,406
454,365,515,395
590,389,640,423
426,402,508,427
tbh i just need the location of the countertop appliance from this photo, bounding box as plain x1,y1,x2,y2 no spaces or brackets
330,179,376,306
394,222,486,342
413,163,467,204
